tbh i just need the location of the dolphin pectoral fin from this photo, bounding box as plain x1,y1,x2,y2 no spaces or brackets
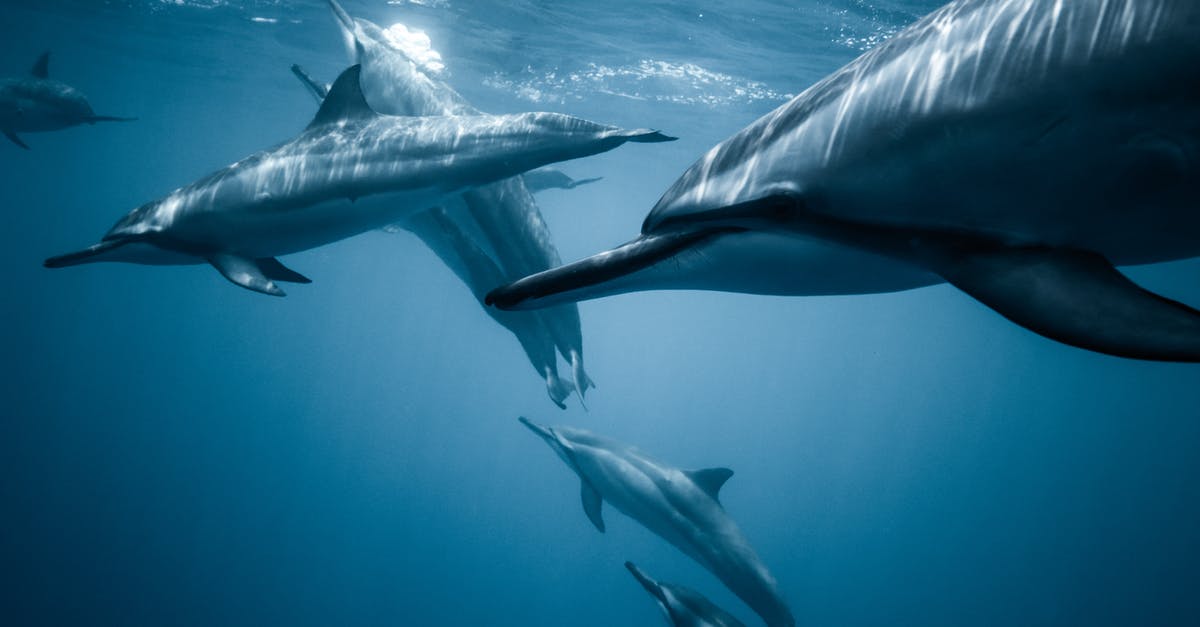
581,480,605,532
928,246,1200,362
485,230,724,310
684,467,734,504
4,130,30,149
209,253,286,296
31,51,49,78
256,257,312,284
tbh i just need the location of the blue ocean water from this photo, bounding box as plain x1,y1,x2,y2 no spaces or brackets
2,1,1199,625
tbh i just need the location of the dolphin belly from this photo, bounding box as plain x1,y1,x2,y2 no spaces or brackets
167,189,445,258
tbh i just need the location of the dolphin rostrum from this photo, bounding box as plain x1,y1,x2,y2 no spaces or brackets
488,0,1200,363
43,65,673,295
0,51,134,149
519,417,794,627
625,561,748,627
326,0,602,398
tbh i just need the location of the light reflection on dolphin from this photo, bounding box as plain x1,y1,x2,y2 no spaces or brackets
43,65,674,296
325,0,603,398
0,51,134,149
489,0,1200,362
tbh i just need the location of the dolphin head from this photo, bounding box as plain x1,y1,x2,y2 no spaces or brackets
518,416,578,469
44,199,197,269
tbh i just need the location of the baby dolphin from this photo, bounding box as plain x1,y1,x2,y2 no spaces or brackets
625,561,747,627
489,0,1200,363
519,417,794,627
44,65,672,295
0,52,133,149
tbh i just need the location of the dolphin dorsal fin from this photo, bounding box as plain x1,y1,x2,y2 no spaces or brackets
581,480,605,532
31,51,49,78
685,467,733,503
307,64,375,129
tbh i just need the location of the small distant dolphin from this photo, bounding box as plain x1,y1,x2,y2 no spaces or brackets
625,562,747,627
522,168,603,194
326,0,602,398
43,65,673,295
519,417,794,627
489,0,1200,362
0,52,133,149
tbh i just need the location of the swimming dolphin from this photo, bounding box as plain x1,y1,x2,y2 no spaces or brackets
488,0,1200,363
625,562,747,627
519,417,795,627
522,168,603,194
0,51,134,149
326,0,602,397
43,65,673,295
290,63,576,407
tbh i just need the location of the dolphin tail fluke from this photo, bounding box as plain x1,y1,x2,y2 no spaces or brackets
486,230,723,310
4,130,29,149
929,246,1200,362
44,239,128,268
545,372,576,410
209,252,286,296
84,116,137,124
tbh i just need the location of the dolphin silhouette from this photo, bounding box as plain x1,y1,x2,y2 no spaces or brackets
519,417,794,627
488,0,1200,363
0,51,134,149
43,65,673,295
625,561,748,627
324,0,604,398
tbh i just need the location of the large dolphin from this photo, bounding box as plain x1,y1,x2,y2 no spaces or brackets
489,0,1200,363
519,417,794,627
625,561,747,627
43,65,673,295
290,65,576,407
0,51,134,149
325,0,602,397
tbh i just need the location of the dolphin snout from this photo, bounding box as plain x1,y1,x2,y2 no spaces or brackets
518,416,554,441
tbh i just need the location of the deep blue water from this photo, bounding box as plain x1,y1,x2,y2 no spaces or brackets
2,1,1199,626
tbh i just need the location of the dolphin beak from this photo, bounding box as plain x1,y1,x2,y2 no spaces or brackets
624,562,657,593
43,239,128,268
518,416,555,442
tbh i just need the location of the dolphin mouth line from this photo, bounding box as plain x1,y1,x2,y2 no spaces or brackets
43,238,133,268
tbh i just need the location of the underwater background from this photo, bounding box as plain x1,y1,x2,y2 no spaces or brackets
2,0,1199,625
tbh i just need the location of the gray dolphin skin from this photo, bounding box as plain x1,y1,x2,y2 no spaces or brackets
0,51,134,149
488,0,1200,363
519,417,795,627
289,63,576,408
42,64,673,296
326,0,603,399
625,562,747,627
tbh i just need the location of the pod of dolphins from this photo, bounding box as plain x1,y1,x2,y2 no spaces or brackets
13,0,1200,624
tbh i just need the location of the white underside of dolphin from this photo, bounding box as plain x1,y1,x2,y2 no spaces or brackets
43,64,673,297
488,0,1200,363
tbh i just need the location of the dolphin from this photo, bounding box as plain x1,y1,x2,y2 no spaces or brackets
488,0,1200,363
43,65,673,296
519,417,795,627
0,51,134,149
326,0,602,397
625,561,747,627
290,63,576,407
522,168,603,194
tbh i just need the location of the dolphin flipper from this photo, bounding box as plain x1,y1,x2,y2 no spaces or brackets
581,480,605,532
929,246,1200,362
257,257,312,284
209,253,285,296
4,130,29,149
